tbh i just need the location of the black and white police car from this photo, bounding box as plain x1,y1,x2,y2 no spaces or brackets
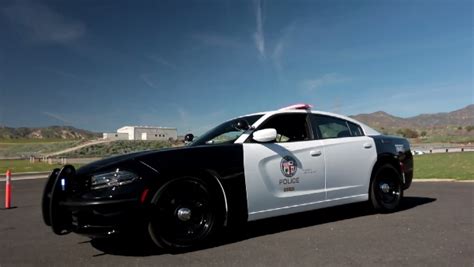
42,104,413,250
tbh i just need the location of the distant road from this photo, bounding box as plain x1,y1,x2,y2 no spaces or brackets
45,139,111,157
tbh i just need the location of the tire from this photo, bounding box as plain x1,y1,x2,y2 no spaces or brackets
42,168,60,226
370,164,403,212
147,177,221,250
50,165,75,235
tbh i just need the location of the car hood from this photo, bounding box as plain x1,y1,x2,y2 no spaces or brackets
76,146,187,175
76,143,244,177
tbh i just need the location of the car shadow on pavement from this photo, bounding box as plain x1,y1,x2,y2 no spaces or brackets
90,196,435,257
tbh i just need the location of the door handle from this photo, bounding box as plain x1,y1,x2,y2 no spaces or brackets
363,143,372,149
310,150,322,156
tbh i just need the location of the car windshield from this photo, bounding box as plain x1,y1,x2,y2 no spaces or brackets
191,115,263,146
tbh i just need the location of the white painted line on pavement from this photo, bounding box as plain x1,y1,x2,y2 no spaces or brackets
0,175,48,182
413,179,474,182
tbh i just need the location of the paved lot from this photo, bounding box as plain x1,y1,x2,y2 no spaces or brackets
0,179,472,266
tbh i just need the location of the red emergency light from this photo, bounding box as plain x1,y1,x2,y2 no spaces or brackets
279,103,313,111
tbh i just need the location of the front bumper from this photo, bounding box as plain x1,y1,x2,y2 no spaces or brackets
42,165,147,238
64,197,142,237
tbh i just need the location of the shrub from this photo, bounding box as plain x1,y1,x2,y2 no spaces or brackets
396,128,419,138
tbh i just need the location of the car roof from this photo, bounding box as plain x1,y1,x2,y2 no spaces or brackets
236,107,380,136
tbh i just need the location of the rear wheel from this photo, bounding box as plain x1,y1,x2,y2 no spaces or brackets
148,177,221,250
370,164,403,212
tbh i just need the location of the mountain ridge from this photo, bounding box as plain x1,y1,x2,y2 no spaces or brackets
0,125,100,140
351,104,473,130
1,105,472,140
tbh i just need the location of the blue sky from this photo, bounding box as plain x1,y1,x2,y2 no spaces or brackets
0,0,472,134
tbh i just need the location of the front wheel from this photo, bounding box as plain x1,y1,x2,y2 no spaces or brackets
148,177,221,250
370,164,403,212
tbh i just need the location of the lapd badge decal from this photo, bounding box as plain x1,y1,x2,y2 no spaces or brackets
280,156,297,177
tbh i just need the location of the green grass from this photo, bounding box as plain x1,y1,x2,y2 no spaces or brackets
0,159,82,174
414,152,474,180
0,140,84,158
62,140,172,158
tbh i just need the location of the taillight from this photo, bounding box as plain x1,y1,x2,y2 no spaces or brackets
140,188,150,204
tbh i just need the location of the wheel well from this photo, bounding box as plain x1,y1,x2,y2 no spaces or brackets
193,170,229,226
369,157,402,192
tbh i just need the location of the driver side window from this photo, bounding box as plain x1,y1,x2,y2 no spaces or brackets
207,131,241,144
256,113,311,143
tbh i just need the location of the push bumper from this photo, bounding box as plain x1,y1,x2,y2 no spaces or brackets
42,165,145,238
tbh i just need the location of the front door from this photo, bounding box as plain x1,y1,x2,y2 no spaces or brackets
243,113,326,221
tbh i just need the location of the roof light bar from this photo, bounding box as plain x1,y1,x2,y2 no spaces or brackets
279,103,313,111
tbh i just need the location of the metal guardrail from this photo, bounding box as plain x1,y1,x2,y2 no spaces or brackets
411,146,474,154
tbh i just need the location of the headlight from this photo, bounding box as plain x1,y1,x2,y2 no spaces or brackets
91,169,139,190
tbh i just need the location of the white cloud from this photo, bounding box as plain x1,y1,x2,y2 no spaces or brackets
148,55,176,70
192,33,243,49
177,107,188,123
302,73,349,92
273,40,284,72
140,73,159,89
163,104,227,134
42,111,71,124
253,0,265,57
1,1,85,44
272,23,295,73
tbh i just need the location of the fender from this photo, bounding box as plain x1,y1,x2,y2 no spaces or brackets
370,135,414,190
137,144,249,226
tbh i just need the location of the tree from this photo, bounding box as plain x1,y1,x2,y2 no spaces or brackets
466,126,474,132
420,131,427,137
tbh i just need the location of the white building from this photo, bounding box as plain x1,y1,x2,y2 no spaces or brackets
103,126,178,141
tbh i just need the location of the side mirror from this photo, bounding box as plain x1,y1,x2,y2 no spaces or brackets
252,128,277,143
184,133,194,142
233,119,250,131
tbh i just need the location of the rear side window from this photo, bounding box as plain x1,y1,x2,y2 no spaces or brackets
311,115,364,139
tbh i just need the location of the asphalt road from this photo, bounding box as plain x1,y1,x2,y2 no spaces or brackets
0,179,472,266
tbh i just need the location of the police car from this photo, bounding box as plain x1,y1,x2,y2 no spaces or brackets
42,104,413,250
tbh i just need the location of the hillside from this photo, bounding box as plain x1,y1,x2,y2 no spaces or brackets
0,126,100,140
351,105,474,142
351,105,474,129
408,104,474,127
350,111,412,129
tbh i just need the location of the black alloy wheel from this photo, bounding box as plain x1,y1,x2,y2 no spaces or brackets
148,177,219,249
370,164,403,212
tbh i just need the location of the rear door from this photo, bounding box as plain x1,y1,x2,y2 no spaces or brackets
243,113,326,221
310,115,377,200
